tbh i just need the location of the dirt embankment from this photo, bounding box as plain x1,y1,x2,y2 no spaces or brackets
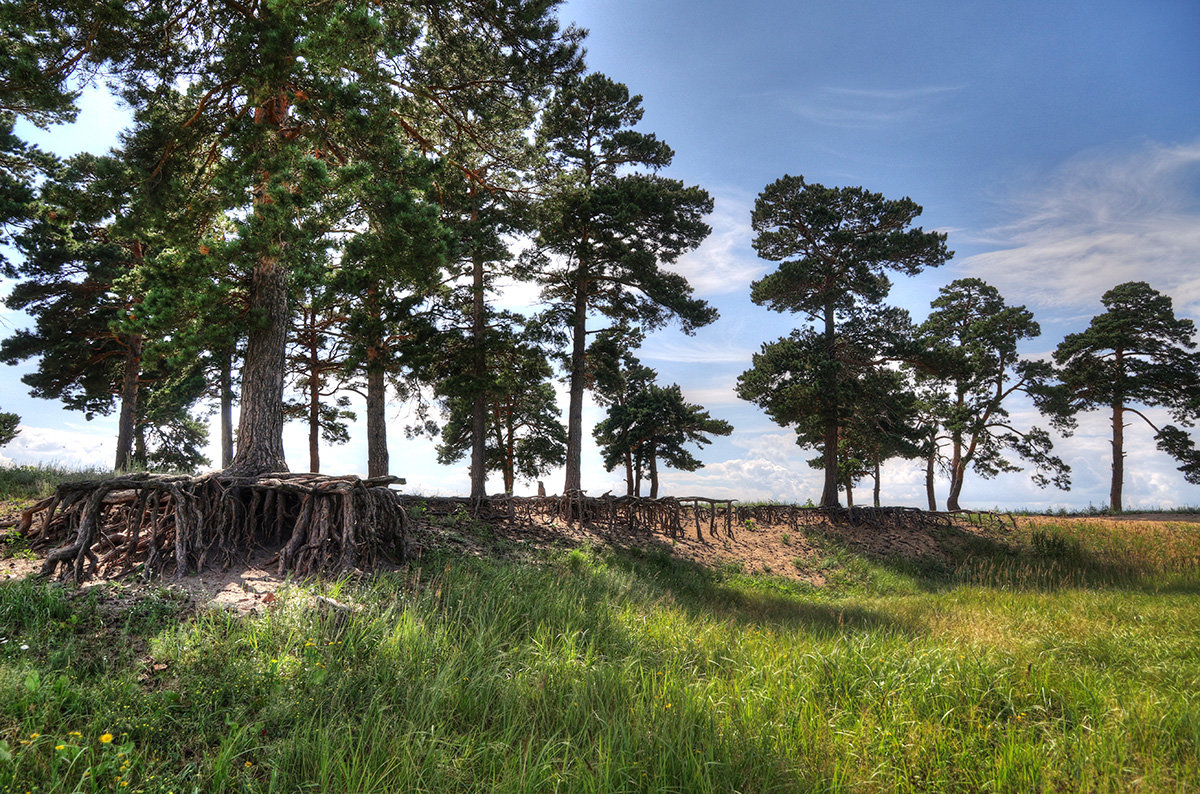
4,500,1198,611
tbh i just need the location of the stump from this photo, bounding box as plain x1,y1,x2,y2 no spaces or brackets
17,472,408,583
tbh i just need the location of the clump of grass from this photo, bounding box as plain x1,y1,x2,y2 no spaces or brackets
0,463,110,502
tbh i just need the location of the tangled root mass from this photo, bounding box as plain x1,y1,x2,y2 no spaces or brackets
18,472,408,583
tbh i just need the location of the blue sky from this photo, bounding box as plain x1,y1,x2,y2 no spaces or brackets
3,0,1200,509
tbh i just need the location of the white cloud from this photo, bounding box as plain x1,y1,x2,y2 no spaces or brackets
667,192,766,296
788,84,966,129
641,337,755,364
962,139,1200,317
3,423,116,470
660,456,821,502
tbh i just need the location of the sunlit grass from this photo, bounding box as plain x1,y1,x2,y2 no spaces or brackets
0,517,1198,791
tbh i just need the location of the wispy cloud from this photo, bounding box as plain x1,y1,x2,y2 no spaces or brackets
667,192,767,296
788,84,965,129
962,139,1200,317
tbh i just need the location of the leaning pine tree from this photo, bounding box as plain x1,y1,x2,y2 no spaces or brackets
20,0,582,581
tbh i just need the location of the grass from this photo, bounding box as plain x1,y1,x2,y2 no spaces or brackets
0,513,1198,791
0,464,111,503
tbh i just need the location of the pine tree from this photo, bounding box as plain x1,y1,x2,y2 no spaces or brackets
594,383,731,498
530,73,715,496
435,314,566,494
918,278,1069,510
1052,282,1200,511
0,148,208,471
587,326,657,495
284,270,355,474
126,0,581,476
0,410,17,447
739,307,921,507
740,175,950,507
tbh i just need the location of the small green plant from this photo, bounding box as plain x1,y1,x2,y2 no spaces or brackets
780,531,791,546
743,518,759,532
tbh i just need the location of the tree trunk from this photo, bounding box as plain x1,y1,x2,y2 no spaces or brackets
925,448,937,511
563,275,588,493
1111,401,1125,513
469,248,488,500
133,422,147,468
946,467,965,512
623,449,634,496
946,431,964,511
873,457,881,508
220,345,234,469
820,301,840,507
366,363,388,478
648,446,659,499
307,369,320,474
114,333,143,472
228,87,293,477
498,412,516,496
229,258,289,476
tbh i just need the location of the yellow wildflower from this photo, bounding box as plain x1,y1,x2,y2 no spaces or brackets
99,733,114,744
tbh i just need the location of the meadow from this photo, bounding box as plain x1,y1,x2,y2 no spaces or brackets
0,475,1198,792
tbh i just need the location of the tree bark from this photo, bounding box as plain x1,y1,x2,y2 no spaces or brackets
873,457,881,508
133,423,146,468
220,345,234,469
648,445,659,499
469,248,488,500
1111,401,1125,513
946,468,965,512
228,86,293,477
563,274,588,493
229,258,289,476
307,365,320,473
820,301,840,507
365,363,388,478
925,448,937,511
946,429,964,511
114,333,143,472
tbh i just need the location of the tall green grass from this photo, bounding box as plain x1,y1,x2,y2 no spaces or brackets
0,463,111,502
0,520,1198,791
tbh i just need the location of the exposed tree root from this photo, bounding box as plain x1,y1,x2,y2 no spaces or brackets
18,472,408,583
399,493,986,542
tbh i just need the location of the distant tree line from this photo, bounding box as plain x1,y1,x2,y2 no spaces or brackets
1,2,1197,510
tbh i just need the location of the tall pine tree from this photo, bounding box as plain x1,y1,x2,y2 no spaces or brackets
1052,282,1200,511
530,73,715,496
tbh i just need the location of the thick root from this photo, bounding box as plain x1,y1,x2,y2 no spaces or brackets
19,472,408,583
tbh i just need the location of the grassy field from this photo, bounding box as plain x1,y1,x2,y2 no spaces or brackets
1,499,1198,791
